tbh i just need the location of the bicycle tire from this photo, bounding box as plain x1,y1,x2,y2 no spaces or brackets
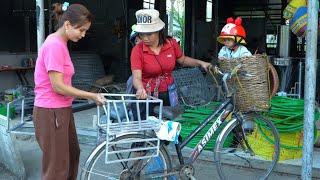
214,113,280,180
81,133,173,180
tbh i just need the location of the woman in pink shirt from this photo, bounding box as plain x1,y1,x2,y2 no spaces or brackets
33,3,105,180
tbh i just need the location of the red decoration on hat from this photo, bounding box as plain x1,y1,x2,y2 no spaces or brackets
234,17,242,26
226,17,234,23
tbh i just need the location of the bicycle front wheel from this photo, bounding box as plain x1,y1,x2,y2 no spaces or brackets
214,112,280,180
81,133,173,180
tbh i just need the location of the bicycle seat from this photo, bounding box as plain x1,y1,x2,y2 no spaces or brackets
153,106,184,120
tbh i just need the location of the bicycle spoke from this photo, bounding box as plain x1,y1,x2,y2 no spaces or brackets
82,134,173,180
83,167,119,178
215,116,280,179
111,145,129,170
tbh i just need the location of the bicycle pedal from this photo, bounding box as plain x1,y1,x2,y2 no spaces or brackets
180,165,195,180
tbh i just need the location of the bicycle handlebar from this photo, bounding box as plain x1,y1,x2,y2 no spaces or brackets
211,64,242,77
209,64,252,97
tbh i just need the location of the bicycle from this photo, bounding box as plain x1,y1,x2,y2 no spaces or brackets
81,65,280,180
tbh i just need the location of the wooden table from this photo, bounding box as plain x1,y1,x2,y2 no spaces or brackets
0,66,35,86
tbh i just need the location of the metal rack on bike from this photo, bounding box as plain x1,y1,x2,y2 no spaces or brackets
97,93,163,164
2,97,35,135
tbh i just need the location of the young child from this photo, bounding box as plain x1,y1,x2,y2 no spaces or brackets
129,24,142,46
217,17,252,59
126,25,142,94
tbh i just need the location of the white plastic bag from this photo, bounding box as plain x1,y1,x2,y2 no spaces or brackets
155,120,181,144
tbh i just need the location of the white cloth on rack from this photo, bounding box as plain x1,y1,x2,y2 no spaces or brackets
151,116,181,144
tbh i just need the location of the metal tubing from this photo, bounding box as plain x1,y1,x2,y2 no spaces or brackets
24,17,30,52
279,25,291,57
298,61,303,99
180,98,231,148
36,0,45,51
214,0,219,58
191,0,195,57
169,0,175,36
302,0,319,178
175,143,184,164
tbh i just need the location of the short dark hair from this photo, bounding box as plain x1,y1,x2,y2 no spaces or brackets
158,29,172,46
51,3,93,30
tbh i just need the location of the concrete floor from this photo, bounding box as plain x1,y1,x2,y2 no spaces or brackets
0,137,305,180
1,107,320,180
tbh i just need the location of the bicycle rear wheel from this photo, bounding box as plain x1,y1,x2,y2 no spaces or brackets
214,112,280,180
81,133,173,180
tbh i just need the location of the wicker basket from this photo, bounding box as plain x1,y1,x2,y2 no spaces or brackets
219,55,270,112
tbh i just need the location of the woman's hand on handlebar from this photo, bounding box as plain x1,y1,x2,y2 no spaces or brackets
209,64,242,76
199,61,213,72
209,65,223,75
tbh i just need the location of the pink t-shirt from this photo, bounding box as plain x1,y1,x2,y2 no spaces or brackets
34,34,75,108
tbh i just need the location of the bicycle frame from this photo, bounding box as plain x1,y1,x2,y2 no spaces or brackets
81,66,280,180
170,68,245,166
107,97,240,179
81,66,249,179
173,97,236,165
140,68,250,178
